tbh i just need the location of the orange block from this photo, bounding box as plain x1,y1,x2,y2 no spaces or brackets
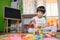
22,38,29,40
18,33,26,37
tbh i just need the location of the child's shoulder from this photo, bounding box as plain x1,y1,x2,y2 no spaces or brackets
32,16,37,19
33,16,37,18
42,17,46,19
32,16,45,19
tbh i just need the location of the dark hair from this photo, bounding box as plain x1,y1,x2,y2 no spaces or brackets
37,6,46,14
14,0,17,2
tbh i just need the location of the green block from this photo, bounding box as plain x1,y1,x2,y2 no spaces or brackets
30,38,38,40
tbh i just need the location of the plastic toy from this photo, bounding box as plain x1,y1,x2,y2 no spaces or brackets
26,34,35,38
43,38,59,40
8,34,22,40
35,34,40,40
28,28,34,34
30,38,38,40
23,38,29,40
39,22,44,38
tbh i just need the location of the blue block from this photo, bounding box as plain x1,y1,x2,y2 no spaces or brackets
35,35,40,40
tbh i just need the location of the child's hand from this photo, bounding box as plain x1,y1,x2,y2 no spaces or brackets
45,33,52,38
40,38,44,40
43,24,47,28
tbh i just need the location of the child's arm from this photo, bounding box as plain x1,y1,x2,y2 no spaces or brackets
29,20,33,26
43,18,47,27
29,18,34,26
43,23,47,27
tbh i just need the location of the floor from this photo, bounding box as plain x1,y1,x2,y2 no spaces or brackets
0,32,60,40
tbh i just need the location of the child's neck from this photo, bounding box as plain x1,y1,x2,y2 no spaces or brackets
37,16,42,18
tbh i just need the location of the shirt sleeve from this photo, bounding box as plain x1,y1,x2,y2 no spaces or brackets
43,18,46,24
43,18,47,27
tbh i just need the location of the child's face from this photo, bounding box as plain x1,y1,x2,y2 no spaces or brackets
37,11,43,18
